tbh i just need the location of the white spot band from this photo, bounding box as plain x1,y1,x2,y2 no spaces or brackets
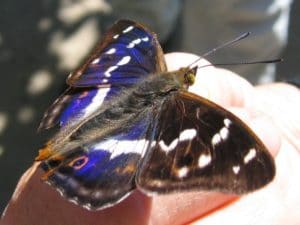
244,148,257,164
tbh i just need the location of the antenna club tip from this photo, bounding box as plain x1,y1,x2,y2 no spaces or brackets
241,32,251,38
271,58,283,63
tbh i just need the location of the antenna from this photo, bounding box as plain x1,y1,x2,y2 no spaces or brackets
199,58,283,69
187,32,251,68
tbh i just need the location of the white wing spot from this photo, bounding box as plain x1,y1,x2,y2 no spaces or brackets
105,48,116,54
117,56,131,66
159,129,196,153
150,141,157,148
93,139,149,159
127,38,142,48
220,127,229,140
224,118,232,128
198,154,212,168
159,139,178,153
211,125,230,147
56,186,65,196
92,191,103,199
91,58,100,64
102,78,108,83
83,88,110,118
69,197,79,205
132,38,141,45
83,203,92,210
177,166,189,178
127,36,150,48
196,108,201,119
211,133,222,146
127,43,134,49
113,34,119,39
104,65,118,77
123,26,134,33
232,165,240,174
142,36,149,42
244,148,257,164
179,129,197,141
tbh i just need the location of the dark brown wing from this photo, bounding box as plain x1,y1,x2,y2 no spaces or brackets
137,91,275,194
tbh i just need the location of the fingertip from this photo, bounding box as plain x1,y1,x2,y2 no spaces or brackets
150,192,235,225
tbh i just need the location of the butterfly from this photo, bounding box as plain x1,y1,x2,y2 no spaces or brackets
36,19,275,210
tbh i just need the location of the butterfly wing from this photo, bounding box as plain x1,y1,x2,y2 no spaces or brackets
38,86,123,130
137,91,275,194
42,117,152,210
39,20,166,130
67,19,166,87
39,87,105,130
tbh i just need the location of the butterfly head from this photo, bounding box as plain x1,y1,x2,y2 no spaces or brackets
174,66,198,89
184,66,198,86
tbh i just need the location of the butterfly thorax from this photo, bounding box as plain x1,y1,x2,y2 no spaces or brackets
37,68,195,161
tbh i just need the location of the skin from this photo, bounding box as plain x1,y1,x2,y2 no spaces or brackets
1,53,300,225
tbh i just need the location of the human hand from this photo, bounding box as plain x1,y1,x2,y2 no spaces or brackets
2,53,298,225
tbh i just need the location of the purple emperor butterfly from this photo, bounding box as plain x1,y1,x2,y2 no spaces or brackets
37,20,275,210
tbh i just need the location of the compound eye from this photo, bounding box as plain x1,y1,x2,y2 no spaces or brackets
184,72,195,85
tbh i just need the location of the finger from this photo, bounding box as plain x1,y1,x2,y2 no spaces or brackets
188,187,282,225
165,52,255,108
1,165,152,225
254,83,300,152
149,191,236,225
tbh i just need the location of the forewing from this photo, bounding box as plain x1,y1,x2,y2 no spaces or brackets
42,118,152,210
137,91,275,194
39,20,166,130
67,19,166,87
38,86,122,130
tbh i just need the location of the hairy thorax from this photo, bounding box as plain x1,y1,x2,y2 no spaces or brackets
50,71,185,153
